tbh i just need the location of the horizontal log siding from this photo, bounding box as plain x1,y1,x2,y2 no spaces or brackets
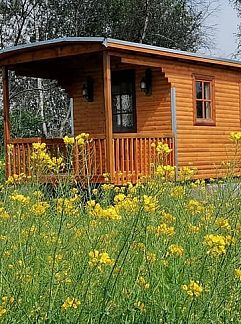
161,61,241,178
60,60,105,135
63,64,172,138
136,68,172,134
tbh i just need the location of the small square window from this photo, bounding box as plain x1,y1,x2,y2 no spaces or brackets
194,76,215,126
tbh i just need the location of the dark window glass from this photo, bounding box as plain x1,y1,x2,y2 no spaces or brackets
196,81,202,99
112,70,136,132
196,101,203,118
195,80,212,121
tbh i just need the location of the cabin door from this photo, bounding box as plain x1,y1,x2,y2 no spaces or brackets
111,70,137,177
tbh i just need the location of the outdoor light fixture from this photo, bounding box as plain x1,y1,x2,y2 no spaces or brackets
82,77,94,102
140,69,152,95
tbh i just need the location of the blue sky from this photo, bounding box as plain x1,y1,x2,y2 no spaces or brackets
207,0,240,57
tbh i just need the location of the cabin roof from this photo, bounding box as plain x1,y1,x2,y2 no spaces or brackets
0,37,241,70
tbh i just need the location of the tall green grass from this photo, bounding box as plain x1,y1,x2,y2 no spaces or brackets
0,175,241,323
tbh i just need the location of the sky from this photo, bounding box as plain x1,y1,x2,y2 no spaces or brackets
207,0,240,58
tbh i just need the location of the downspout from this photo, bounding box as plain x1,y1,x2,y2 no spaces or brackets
171,87,178,179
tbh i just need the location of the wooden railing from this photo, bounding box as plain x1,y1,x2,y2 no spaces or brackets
113,134,175,184
6,133,174,184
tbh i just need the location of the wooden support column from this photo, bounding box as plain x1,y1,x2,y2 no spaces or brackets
2,66,11,178
103,51,114,180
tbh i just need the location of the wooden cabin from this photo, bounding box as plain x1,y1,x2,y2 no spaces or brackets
1,37,241,184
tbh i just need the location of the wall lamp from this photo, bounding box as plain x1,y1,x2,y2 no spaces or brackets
140,69,152,95
82,77,94,102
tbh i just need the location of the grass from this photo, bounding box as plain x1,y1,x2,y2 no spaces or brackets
1,135,241,323
0,174,241,323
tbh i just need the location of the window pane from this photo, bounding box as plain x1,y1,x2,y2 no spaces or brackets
121,94,133,113
122,114,134,128
205,102,211,119
196,101,203,118
112,95,121,113
204,82,210,100
196,81,202,99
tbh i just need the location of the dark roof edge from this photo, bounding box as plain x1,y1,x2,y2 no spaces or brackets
0,36,240,68
105,38,241,67
0,37,106,55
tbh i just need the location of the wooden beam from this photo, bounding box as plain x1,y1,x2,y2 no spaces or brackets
0,44,103,66
2,66,11,178
103,51,114,180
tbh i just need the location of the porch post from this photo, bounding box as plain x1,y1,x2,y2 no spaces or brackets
2,66,11,178
103,51,114,180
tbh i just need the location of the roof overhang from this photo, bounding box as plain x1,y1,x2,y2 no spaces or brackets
1,37,241,73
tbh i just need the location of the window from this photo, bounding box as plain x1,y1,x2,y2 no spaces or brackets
194,76,215,125
112,70,136,133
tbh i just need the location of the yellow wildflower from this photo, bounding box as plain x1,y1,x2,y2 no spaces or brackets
137,276,150,289
215,217,231,230
11,193,30,204
204,234,226,256
0,208,10,220
146,252,157,263
61,297,80,310
134,301,145,313
0,305,7,317
186,199,204,215
234,268,241,281
168,244,184,257
182,280,203,297
63,136,75,145
230,131,241,143
155,165,176,180
88,250,114,268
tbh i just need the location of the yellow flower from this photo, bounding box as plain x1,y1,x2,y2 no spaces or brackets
186,199,204,215
137,276,150,289
134,301,145,313
234,268,241,281
146,252,157,263
7,144,14,152
178,166,195,181
156,223,175,236
88,250,114,269
168,244,184,256
62,297,80,310
11,193,30,204
188,224,201,234
215,217,231,230
182,280,203,297
0,207,10,220
143,195,158,213
170,186,185,198
204,234,226,256
63,136,75,145
155,165,175,180
31,202,50,215
230,131,241,143
155,142,172,155
0,305,7,317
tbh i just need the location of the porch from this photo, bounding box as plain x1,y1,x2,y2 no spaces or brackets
6,134,175,185
1,38,177,185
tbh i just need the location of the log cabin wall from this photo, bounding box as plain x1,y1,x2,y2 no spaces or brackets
161,60,241,178
136,67,172,134
63,62,172,137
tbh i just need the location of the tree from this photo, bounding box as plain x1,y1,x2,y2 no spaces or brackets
231,0,241,55
0,0,215,140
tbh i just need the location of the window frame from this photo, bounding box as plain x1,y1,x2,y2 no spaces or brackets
193,74,215,126
111,69,137,133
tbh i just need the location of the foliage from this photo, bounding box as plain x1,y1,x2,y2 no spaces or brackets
0,0,215,139
1,167,241,322
0,135,241,322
